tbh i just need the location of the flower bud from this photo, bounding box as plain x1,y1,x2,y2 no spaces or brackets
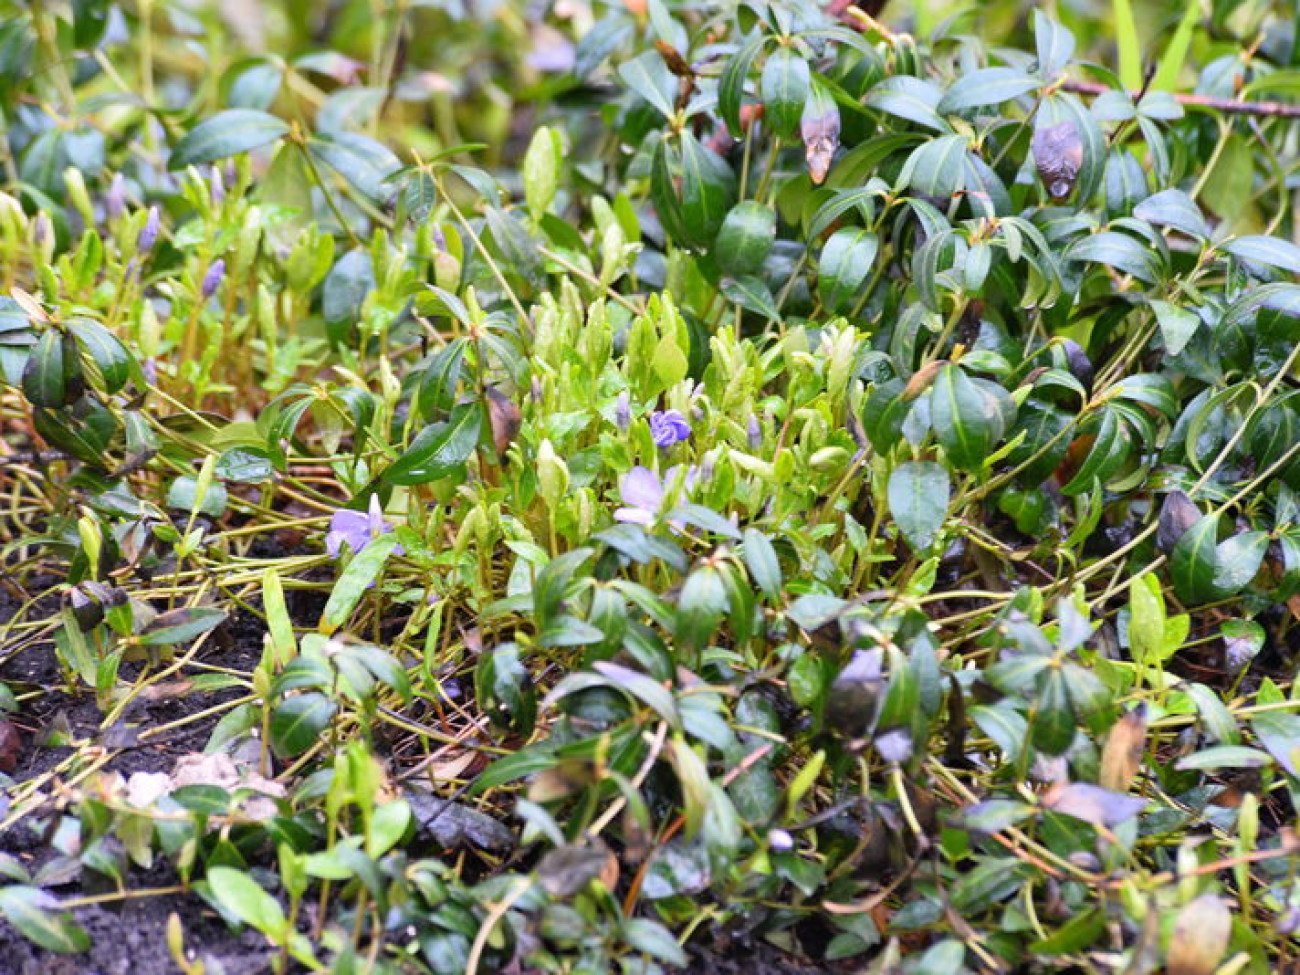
747,414,762,450
138,206,160,252
106,173,127,218
201,258,225,298
615,390,631,431
536,439,570,510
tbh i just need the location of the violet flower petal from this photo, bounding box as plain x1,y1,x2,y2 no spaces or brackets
620,466,664,511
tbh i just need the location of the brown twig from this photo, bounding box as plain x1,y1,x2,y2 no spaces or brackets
1061,79,1300,119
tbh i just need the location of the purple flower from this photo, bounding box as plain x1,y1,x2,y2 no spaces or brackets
325,495,404,558
614,465,696,527
106,174,127,218
138,207,160,252
649,409,690,448
747,414,762,451
615,391,631,431
201,259,225,298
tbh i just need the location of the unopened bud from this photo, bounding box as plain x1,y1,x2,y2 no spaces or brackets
138,207,160,252
201,258,225,298
615,390,631,431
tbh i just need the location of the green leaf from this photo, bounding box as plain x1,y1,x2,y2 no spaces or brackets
22,330,76,408
1223,236,1300,275
618,51,676,119
1151,0,1200,92
1127,573,1165,666
169,109,289,169
1033,668,1076,755
905,134,972,199
1134,189,1209,240
308,131,401,203
1148,300,1200,356
720,275,780,321
0,886,90,953
741,528,782,600
67,318,131,395
1068,231,1161,283
938,68,1040,114
1033,11,1076,78
818,228,878,314
930,364,1000,472
865,76,948,132
623,918,688,968
888,461,949,553
715,202,775,276
384,402,483,485
1212,530,1267,597
719,35,767,136
1112,0,1143,91
140,606,229,647
677,564,728,652
206,866,287,937
319,533,399,634
1170,512,1219,605
679,132,736,250
269,691,337,758
761,47,810,139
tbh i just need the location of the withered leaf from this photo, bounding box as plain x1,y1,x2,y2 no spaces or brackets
486,386,522,457
801,105,840,186
1032,121,1083,199
1157,490,1202,554
0,720,22,774
1043,781,1146,828
537,840,617,897
1099,705,1147,792
1167,894,1231,975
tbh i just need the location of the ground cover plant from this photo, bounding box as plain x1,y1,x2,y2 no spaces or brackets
1,0,1300,971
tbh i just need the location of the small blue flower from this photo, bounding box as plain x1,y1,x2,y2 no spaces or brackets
649,409,690,448
201,258,225,299
325,495,404,558
138,207,160,252
615,391,631,431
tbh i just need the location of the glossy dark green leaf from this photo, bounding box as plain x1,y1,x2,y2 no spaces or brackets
476,644,536,735
888,461,949,553
270,692,337,758
1223,235,1300,274
1033,668,1075,755
320,533,400,632
719,35,767,136
618,51,676,120
139,606,228,646
818,228,878,314
22,330,76,408
904,134,969,198
67,318,131,395
715,202,776,276
865,76,948,132
741,528,782,600
308,131,401,203
931,364,998,472
720,275,780,321
384,402,483,485
1067,231,1161,283
761,47,810,139
937,68,1040,114
677,564,728,651
680,133,736,250
1133,188,1209,240
1170,513,1220,605
169,109,289,169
